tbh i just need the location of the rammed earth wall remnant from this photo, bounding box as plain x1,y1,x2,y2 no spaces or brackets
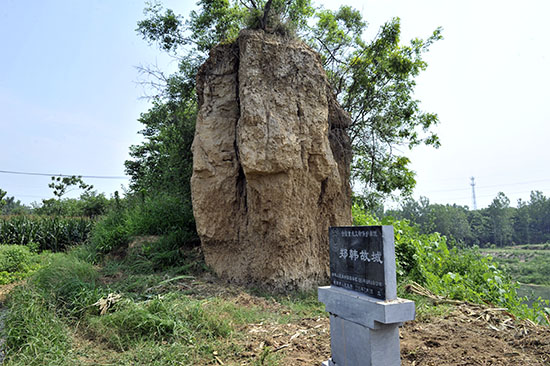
191,30,352,291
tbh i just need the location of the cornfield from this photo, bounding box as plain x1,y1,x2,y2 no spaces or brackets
0,215,93,252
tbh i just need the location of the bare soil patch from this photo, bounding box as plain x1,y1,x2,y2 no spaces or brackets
231,305,550,365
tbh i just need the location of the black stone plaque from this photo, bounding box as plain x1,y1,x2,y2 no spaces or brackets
329,226,386,299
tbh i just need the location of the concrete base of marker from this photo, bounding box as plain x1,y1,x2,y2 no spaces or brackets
318,286,415,366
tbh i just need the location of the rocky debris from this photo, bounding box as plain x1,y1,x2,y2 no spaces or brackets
191,30,352,291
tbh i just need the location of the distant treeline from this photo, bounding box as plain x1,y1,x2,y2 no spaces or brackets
384,191,550,247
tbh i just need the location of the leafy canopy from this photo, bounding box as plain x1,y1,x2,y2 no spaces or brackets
0,188,6,210
130,0,442,208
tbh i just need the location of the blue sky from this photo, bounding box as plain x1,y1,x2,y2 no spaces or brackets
1,0,549,209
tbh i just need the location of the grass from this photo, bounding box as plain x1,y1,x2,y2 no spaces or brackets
1,240,328,366
483,244,550,316
4,232,548,365
483,244,550,286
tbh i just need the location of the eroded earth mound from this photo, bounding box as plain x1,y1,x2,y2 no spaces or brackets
191,30,352,291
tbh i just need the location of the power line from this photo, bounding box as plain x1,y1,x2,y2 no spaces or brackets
423,178,550,194
0,169,129,180
434,188,550,202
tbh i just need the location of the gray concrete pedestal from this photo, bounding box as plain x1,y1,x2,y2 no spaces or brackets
319,286,415,366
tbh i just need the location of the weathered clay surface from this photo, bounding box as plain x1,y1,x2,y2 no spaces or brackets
191,30,352,291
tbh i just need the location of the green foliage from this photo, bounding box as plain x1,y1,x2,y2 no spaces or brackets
3,249,286,364
0,188,6,209
132,1,442,211
241,0,315,36
387,190,550,247
137,1,186,53
0,244,40,284
353,205,549,325
124,97,198,249
309,11,442,207
0,191,30,216
30,253,103,318
139,230,202,271
36,191,110,218
3,254,103,365
0,215,93,251
87,293,232,351
125,96,196,197
4,285,75,366
188,0,248,52
90,211,130,255
88,193,198,260
48,175,93,200
125,193,196,236
0,244,34,272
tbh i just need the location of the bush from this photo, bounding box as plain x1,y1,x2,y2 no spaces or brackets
87,293,232,350
90,212,130,254
0,244,40,284
352,205,549,324
125,193,196,236
88,192,198,265
140,230,202,271
34,191,110,218
30,253,103,318
0,244,34,273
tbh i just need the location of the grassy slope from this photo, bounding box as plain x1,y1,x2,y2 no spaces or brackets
2,236,549,365
1,237,454,366
1,241,331,366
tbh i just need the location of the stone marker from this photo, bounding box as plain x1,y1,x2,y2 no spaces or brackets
318,226,415,366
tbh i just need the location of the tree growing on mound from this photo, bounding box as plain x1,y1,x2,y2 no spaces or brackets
126,0,442,210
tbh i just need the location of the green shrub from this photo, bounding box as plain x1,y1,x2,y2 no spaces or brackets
125,193,196,236
90,212,130,254
31,253,103,318
352,205,549,325
0,244,40,284
34,191,110,218
88,193,198,266
0,245,33,272
140,230,202,272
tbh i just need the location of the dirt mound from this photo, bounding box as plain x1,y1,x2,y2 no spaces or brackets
191,29,352,292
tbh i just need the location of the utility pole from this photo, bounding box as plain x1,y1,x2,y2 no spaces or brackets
470,177,477,210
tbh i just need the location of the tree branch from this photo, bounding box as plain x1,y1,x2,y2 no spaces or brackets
261,0,273,30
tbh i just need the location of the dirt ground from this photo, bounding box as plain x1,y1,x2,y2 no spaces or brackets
234,298,550,366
